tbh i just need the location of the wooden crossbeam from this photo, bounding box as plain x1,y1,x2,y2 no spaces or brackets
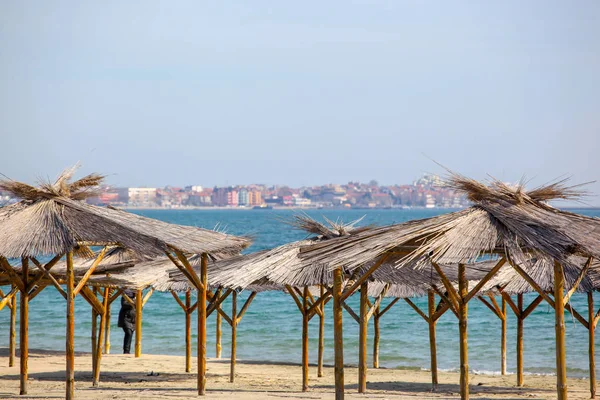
341,253,391,301
563,257,593,306
286,285,305,314
478,296,502,319
74,247,108,296
431,285,458,318
487,294,505,320
565,303,589,329
431,300,451,322
342,301,360,323
171,291,186,310
464,258,506,303
142,288,154,306
236,292,257,323
509,261,555,308
307,290,331,319
172,249,205,292
28,283,49,301
122,292,135,307
431,262,460,310
108,288,123,304
404,298,429,322
522,295,544,319
367,285,389,320
80,286,105,315
30,257,67,299
501,292,521,318
27,253,63,291
379,298,400,317
0,286,18,312
0,257,25,292
207,289,233,317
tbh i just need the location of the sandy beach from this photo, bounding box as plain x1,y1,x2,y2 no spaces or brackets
0,349,593,399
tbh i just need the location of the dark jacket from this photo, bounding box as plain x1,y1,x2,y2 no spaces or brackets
118,290,136,331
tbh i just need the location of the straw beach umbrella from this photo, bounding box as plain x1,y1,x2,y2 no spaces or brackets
0,166,250,399
298,173,600,400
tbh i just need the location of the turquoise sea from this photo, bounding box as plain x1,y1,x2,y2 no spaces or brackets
1,208,599,378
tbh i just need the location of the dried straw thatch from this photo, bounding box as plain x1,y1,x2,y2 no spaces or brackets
298,174,600,278
0,167,251,258
154,215,506,297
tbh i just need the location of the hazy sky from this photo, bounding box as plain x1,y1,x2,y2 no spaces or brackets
1,2,599,204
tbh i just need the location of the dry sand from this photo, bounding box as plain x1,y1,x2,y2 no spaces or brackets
0,349,593,399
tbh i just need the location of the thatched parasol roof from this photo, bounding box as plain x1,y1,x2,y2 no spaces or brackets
0,167,251,258
298,174,600,277
153,216,505,296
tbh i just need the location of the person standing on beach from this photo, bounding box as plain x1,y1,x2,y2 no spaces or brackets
118,289,136,354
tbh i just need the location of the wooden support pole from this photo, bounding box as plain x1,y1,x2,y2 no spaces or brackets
428,289,438,391
373,307,380,369
517,294,524,387
199,253,208,394
318,285,325,378
9,288,16,367
589,292,596,399
20,257,29,395
333,267,344,400
302,286,309,392
215,289,222,359
104,292,112,355
66,251,75,400
93,287,109,386
186,290,192,372
358,282,368,393
501,297,507,376
135,289,143,357
458,263,469,400
230,291,238,383
91,288,98,380
554,261,568,400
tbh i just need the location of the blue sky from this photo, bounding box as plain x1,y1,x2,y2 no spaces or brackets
1,1,598,204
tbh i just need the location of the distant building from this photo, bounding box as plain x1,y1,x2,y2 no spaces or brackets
128,188,157,206
238,188,249,206
248,191,262,206
227,190,239,206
